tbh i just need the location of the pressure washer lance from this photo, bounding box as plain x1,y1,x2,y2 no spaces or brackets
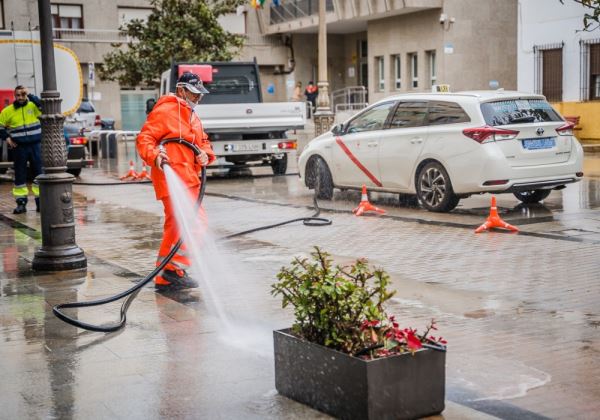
53,138,331,333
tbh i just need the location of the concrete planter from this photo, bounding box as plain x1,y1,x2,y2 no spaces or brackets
273,328,445,420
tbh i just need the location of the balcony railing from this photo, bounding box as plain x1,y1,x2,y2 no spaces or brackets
52,28,133,43
270,0,334,25
52,29,276,49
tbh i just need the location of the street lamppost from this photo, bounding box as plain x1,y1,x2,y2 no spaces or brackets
313,0,334,136
32,0,86,271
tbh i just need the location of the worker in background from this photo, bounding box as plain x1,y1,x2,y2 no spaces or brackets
0,86,43,214
136,72,215,292
304,80,318,115
145,98,156,115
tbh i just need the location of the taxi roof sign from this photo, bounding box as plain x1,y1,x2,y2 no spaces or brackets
432,84,451,93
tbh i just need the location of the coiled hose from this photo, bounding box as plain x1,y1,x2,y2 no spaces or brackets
53,138,331,332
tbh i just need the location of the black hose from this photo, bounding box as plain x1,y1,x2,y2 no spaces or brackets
53,138,332,333
220,193,330,239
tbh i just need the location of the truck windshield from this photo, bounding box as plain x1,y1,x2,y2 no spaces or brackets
481,99,562,126
206,76,254,96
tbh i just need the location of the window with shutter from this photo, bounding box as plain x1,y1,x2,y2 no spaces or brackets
589,44,600,100
542,48,562,102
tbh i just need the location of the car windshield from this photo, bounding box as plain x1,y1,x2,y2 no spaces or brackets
481,99,562,126
77,101,95,113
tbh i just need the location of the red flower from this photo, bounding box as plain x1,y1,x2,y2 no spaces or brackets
360,319,379,331
405,331,423,351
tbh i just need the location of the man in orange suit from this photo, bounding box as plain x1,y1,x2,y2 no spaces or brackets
136,72,215,291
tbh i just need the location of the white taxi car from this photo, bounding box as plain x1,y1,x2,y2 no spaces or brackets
299,91,584,212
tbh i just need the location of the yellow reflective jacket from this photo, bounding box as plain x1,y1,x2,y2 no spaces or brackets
0,98,42,144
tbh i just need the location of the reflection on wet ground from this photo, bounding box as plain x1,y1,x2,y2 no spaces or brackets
0,148,599,419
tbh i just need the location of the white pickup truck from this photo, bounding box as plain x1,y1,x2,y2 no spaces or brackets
159,61,305,175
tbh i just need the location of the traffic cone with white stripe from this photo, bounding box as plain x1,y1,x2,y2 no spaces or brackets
135,162,151,180
353,184,386,216
120,160,138,180
475,195,519,233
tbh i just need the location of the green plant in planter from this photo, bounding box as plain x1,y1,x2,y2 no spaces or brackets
272,247,446,358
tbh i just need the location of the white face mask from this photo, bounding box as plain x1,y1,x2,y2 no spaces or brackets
180,88,201,108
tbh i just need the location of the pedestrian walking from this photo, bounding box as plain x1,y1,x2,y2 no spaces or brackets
0,86,43,214
136,72,216,291
292,81,302,101
304,80,318,112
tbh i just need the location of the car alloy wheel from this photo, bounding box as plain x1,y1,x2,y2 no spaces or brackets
421,166,447,206
417,162,459,212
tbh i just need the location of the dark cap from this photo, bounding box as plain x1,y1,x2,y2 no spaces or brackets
176,72,209,94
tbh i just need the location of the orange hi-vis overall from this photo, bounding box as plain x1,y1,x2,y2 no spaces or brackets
136,94,216,285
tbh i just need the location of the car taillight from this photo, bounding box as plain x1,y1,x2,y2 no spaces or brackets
277,141,297,149
70,136,87,145
95,114,101,126
556,122,575,136
463,126,519,143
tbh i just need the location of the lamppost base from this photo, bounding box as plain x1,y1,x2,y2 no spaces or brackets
313,111,335,137
32,246,87,272
32,171,87,272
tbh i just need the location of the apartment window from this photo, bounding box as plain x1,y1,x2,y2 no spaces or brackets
589,43,600,100
0,0,5,29
376,56,385,91
533,43,563,102
427,50,437,87
579,39,600,100
118,7,152,27
51,4,83,29
409,53,418,89
392,55,401,90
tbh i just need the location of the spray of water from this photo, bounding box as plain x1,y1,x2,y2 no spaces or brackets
163,166,272,356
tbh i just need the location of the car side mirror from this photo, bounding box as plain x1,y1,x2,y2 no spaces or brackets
331,124,343,136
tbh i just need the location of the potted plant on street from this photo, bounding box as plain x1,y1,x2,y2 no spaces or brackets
272,247,447,420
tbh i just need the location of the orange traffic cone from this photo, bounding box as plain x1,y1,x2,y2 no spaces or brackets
120,160,138,180
135,162,151,180
475,196,519,233
353,185,386,216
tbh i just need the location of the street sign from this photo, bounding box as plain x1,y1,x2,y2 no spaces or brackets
88,62,95,80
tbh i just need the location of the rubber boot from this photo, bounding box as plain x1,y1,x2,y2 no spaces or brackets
35,197,40,213
13,198,27,214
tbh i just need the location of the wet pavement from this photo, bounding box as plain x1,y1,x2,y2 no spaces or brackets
0,145,599,419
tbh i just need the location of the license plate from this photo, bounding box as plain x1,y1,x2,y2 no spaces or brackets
522,137,556,150
229,143,262,152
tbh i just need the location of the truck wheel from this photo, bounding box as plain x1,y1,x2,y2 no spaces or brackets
67,168,82,177
313,157,334,200
513,189,551,203
271,155,287,176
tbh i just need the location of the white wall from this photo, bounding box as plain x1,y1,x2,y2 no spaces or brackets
518,0,600,101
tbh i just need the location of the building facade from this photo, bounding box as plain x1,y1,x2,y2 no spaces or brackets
259,0,518,108
1,0,286,129
518,0,600,140
2,0,520,129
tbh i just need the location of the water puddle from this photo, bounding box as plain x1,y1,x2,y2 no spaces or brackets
449,355,551,401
